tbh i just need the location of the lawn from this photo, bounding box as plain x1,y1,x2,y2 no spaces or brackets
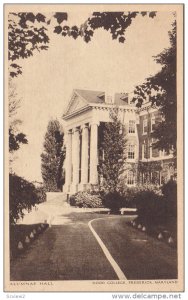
10,212,177,281
91,215,177,280
10,223,49,259
10,212,118,281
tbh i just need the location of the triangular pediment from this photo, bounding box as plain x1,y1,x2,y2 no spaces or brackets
64,91,88,115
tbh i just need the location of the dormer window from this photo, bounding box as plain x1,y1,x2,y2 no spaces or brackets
120,93,128,104
97,93,105,102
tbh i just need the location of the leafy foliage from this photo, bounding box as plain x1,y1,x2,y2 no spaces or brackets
69,191,103,208
9,173,39,224
53,11,156,43
8,12,49,77
9,128,28,152
133,21,176,153
102,191,123,213
135,190,165,226
9,78,28,153
121,180,177,226
101,181,165,214
8,11,156,77
35,186,47,203
162,179,177,218
117,182,162,207
41,119,65,192
137,161,162,185
99,108,127,193
53,12,68,24
8,78,21,118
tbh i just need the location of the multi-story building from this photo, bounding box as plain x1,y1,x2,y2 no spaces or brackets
137,102,176,186
62,89,176,194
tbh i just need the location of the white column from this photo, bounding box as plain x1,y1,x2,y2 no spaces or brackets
90,122,99,184
72,127,80,185
65,129,72,188
81,124,89,184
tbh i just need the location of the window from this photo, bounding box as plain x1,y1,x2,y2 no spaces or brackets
129,120,135,133
151,145,159,158
160,149,169,157
151,171,160,185
128,144,135,159
142,143,147,159
143,119,148,134
127,171,135,185
151,117,155,132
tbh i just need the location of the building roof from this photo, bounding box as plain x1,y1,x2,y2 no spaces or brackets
63,89,136,119
114,93,129,105
74,89,135,106
74,89,105,104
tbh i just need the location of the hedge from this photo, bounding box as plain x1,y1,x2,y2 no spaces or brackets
9,173,41,224
162,179,177,219
69,191,104,208
134,190,166,226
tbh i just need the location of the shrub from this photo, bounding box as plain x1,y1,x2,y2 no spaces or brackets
117,182,162,208
69,191,103,208
103,191,123,213
118,181,162,196
135,190,166,226
119,188,137,208
35,186,46,203
9,173,39,224
162,179,177,218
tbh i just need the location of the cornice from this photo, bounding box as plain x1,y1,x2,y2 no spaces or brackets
137,102,160,113
62,104,91,120
64,92,77,116
63,103,138,120
90,103,137,113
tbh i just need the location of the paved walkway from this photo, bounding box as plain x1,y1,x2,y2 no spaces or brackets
17,198,110,225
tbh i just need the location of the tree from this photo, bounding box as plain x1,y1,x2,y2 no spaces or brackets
53,11,156,43
9,173,39,224
41,119,65,192
99,108,127,193
8,11,157,77
9,78,28,153
133,21,176,154
8,12,50,77
9,129,27,153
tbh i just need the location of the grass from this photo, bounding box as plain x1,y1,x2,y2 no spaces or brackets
92,216,177,280
10,212,118,281
129,215,177,248
10,223,49,259
10,212,177,281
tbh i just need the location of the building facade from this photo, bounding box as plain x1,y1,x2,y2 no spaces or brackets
62,89,176,194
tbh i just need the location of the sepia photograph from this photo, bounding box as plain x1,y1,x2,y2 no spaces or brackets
4,4,184,292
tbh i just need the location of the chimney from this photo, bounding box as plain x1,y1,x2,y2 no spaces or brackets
105,89,114,104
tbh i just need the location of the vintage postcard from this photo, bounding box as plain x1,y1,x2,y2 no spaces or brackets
4,4,184,292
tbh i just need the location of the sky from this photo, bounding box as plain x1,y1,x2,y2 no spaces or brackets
9,9,174,182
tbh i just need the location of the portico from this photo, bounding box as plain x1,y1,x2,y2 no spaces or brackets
62,89,138,194
63,122,99,194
